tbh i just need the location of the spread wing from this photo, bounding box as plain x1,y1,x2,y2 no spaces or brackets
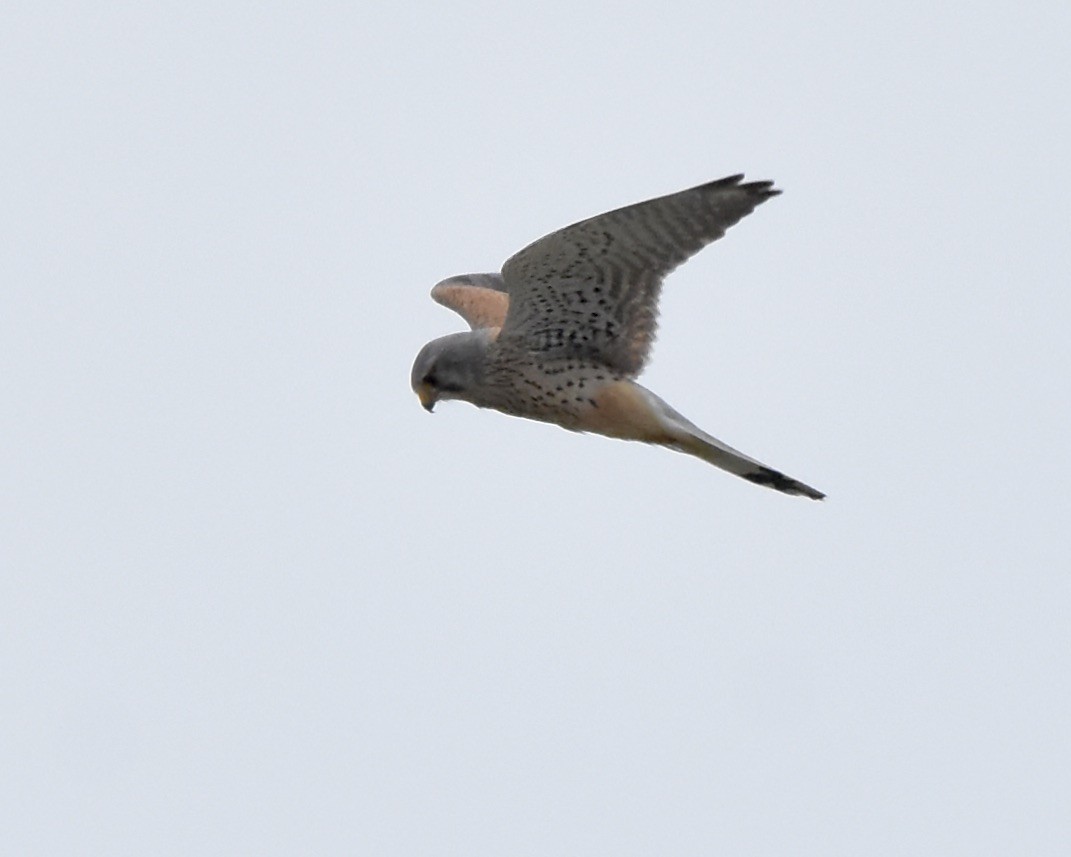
430,273,510,331
497,174,779,376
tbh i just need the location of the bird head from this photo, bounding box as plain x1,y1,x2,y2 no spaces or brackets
410,330,493,412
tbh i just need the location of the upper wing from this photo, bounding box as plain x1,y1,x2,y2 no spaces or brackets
430,273,510,330
498,175,779,376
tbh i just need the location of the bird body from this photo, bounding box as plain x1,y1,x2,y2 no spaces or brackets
411,175,824,499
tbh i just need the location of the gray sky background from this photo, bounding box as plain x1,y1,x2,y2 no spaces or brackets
4,2,1069,854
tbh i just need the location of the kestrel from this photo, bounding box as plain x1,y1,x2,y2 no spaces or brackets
411,174,824,499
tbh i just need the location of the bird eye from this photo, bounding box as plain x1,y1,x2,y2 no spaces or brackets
423,373,437,387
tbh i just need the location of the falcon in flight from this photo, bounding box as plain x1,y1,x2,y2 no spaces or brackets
411,175,824,499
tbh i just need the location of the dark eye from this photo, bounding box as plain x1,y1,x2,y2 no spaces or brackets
423,373,437,387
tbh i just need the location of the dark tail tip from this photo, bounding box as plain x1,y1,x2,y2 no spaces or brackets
743,467,825,500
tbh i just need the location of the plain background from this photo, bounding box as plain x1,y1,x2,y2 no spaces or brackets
4,2,1069,854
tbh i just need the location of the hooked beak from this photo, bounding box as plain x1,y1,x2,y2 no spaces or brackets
416,383,437,412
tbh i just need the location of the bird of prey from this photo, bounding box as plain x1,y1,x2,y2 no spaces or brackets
411,174,824,499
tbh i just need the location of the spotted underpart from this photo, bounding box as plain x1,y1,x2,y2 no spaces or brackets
413,174,825,499
476,356,623,430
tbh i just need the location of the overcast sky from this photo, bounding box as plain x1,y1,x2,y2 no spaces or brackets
4,2,1069,855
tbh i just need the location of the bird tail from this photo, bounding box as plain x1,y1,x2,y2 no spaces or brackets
676,431,826,499
643,391,825,500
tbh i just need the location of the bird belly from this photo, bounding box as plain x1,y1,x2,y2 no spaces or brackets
579,380,675,442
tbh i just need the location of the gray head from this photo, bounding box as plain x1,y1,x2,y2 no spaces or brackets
410,330,494,412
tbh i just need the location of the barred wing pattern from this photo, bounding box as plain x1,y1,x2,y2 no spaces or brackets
498,175,779,376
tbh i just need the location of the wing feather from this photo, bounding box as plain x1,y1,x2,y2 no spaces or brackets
498,175,779,375
430,273,510,330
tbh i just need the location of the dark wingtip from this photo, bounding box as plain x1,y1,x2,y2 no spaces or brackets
743,467,825,500
706,173,781,199
712,173,746,186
